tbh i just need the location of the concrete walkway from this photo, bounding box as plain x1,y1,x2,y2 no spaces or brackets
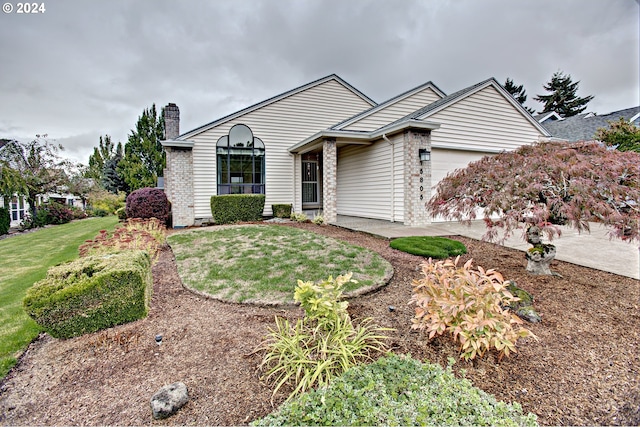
333,216,640,279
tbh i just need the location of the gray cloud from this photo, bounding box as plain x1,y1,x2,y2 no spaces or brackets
1,0,637,164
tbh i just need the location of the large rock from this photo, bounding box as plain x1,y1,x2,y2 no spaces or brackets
506,281,541,323
150,382,189,420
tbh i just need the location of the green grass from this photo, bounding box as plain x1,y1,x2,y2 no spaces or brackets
390,236,467,258
0,216,119,378
168,225,393,304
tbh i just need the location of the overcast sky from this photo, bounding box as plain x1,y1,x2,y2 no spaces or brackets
1,0,638,164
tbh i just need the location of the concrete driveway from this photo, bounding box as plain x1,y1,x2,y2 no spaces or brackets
333,216,639,279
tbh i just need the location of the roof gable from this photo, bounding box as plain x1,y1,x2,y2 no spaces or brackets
397,78,549,136
179,74,376,139
331,81,446,131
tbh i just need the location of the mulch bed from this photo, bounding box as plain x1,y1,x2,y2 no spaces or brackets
0,222,638,426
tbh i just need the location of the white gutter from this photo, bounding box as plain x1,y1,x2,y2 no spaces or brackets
382,133,395,222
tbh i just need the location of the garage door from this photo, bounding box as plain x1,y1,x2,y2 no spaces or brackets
430,148,490,222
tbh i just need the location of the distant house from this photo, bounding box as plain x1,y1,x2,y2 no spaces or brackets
161,74,551,228
540,106,640,141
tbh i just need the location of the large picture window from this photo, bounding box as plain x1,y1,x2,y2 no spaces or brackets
216,124,265,195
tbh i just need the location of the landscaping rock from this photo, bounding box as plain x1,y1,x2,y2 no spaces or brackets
506,281,541,323
150,382,189,420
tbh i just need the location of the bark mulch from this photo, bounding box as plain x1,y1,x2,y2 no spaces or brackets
0,222,638,426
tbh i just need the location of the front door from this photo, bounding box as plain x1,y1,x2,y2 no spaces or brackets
302,160,319,206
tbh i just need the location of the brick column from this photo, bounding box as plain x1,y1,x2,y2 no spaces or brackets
164,147,194,228
322,138,337,223
403,130,432,227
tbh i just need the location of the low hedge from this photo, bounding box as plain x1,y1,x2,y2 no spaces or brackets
23,250,152,339
211,194,265,224
390,236,467,259
272,204,292,218
252,353,537,426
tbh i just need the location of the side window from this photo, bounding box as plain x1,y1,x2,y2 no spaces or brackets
216,124,265,195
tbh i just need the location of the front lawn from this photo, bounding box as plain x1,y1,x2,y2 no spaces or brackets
0,216,119,378
168,224,393,304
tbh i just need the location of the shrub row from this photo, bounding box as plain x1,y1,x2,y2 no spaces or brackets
23,250,152,339
211,194,265,224
253,353,537,426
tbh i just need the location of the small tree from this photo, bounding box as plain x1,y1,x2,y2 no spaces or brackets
0,137,70,221
534,71,594,117
595,118,640,153
427,141,639,273
504,78,535,114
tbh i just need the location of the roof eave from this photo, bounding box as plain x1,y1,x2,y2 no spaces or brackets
288,120,441,154
161,139,194,149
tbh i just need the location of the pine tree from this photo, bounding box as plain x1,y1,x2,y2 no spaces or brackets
534,71,594,117
503,78,535,114
86,135,115,181
118,104,166,191
102,142,128,193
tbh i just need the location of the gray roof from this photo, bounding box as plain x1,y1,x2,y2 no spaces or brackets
542,106,640,141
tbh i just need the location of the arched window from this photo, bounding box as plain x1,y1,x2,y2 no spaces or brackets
216,124,265,194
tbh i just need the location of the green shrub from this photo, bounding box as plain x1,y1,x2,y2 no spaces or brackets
312,213,324,225
258,273,389,401
22,250,152,339
211,194,265,224
272,204,292,218
0,207,9,235
252,353,538,427
410,257,536,361
290,212,308,222
87,189,125,215
390,236,467,258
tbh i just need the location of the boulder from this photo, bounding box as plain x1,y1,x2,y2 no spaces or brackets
506,281,541,323
150,382,189,420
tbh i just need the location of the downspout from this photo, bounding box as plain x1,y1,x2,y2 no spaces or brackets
382,134,395,222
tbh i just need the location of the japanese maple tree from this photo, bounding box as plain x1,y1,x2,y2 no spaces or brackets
427,141,639,244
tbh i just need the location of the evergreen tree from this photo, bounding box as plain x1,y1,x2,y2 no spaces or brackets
534,71,594,117
102,142,128,193
595,118,640,152
86,135,115,180
118,104,166,191
503,78,535,114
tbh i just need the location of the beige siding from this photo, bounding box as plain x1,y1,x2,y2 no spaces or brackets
187,79,373,218
342,87,443,131
426,86,543,152
337,139,397,221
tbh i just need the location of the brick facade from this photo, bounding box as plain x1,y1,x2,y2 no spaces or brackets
403,129,432,227
163,148,194,228
322,138,337,223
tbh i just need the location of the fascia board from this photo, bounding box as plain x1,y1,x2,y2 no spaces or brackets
161,139,194,149
288,120,440,154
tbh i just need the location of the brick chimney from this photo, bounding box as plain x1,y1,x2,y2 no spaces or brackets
163,103,180,140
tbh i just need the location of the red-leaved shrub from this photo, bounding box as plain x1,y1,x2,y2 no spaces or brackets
125,187,170,224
